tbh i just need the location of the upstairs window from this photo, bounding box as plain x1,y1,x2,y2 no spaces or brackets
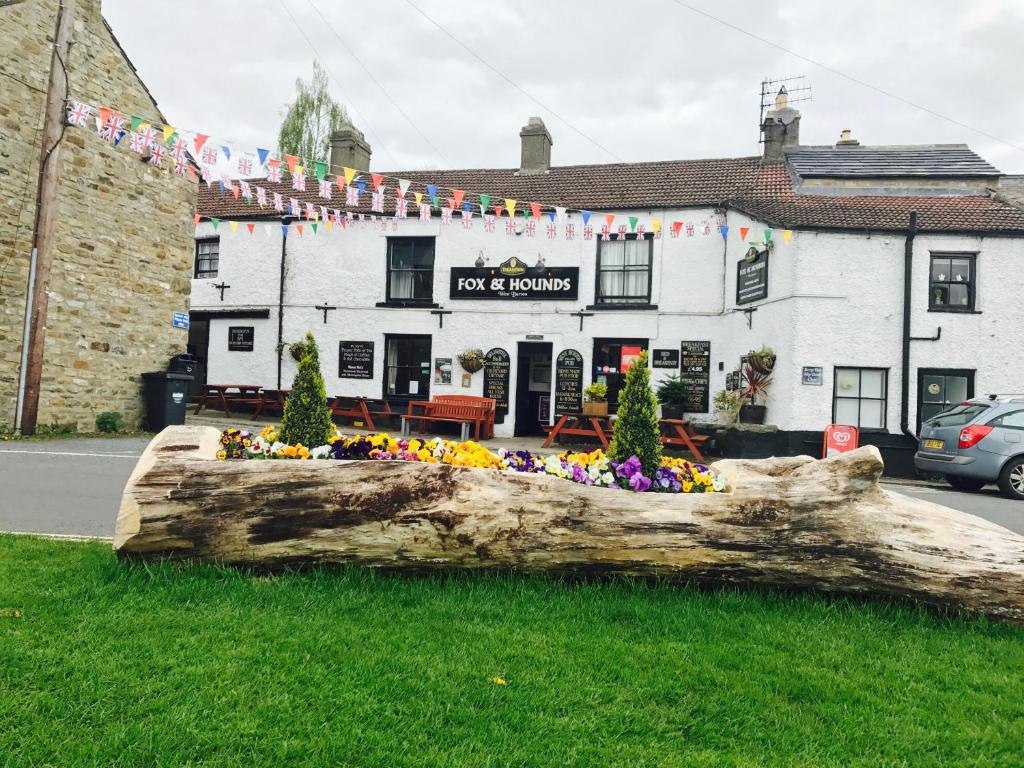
596,235,652,304
929,253,975,311
387,237,435,303
194,238,219,279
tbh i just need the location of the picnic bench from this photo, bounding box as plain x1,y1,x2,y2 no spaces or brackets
329,397,399,432
542,414,611,450
251,389,290,421
192,384,262,419
659,418,709,462
401,399,493,441
430,395,496,439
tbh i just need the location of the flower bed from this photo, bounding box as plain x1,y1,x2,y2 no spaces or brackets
217,427,725,494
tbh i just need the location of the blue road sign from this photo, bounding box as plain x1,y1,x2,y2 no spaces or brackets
172,311,189,329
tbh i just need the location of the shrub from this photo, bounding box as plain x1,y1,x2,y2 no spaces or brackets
583,382,607,402
654,374,689,408
280,331,334,448
95,412,124,433
609,351,662,477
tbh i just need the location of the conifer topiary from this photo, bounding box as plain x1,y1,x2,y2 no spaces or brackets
608,350,662,477
280,331,334,448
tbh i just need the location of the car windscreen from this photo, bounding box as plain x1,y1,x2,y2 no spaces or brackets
923,404,988,427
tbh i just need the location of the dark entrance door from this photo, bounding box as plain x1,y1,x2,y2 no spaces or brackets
917,368,975,430
185,319,209,395
515,342,553,436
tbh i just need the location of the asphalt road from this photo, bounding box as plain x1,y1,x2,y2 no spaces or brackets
0,438,1021,538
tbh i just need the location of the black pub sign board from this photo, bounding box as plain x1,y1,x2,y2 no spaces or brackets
338,341,374,379
483,348,511,422
554,348,584,415
736,252,769,304
227,326,254,352
450,256,579,300
651,348,680,369
679,341,711,413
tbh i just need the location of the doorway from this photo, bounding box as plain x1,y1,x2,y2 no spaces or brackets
515,342,553,436
592,338,648,411
917,368,974,430
185,318,209,395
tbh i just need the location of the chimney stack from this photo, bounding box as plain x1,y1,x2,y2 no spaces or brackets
330,122,371,172
835,128,860,148
519,116,552,175
761,86,801,164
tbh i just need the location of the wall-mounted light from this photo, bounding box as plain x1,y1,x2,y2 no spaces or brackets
535,253,545,269
745,239,774,262
475,250,486,267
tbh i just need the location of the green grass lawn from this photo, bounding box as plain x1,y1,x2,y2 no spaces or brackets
2,535,1022,767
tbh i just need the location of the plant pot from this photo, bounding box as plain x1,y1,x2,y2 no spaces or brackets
749,355,775,375
660,404,685,421
582,401,608,417
739,404,766,424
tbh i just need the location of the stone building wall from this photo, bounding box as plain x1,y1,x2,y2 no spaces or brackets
0,0,195,432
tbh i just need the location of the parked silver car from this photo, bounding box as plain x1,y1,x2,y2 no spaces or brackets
915,395,1024,499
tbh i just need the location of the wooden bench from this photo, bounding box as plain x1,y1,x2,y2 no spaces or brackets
329,397,399,432
430,395,496,439
251,389,290,421
402,400,491,441
659,418,709,462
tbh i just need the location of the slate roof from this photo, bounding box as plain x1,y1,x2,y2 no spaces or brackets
785,145,1001,179
197,149,1024,235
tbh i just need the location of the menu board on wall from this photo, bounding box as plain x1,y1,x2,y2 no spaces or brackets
227,326,254,352
338,341,374,379
483,348,510,422
555,348,583,415
679,341,711,413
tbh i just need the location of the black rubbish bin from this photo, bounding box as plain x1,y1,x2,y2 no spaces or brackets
169,353,198,376
142,371,193,432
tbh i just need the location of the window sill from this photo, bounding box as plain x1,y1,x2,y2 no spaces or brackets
585,303,659,311
927,308,981,314
376,301,440,309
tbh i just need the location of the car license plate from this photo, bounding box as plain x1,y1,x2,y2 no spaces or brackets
923,439,944,449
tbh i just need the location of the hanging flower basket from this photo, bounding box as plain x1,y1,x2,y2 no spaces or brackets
458,349,486,374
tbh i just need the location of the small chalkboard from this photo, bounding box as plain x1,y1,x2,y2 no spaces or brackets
483,348,510,422
679,341,711,413
555,348,583,415
651,349,680,369
228,326,254,352
339,341,374,379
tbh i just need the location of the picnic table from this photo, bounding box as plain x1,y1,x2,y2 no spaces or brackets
543,413,611,450
659,418,708,463
328,397,398,432
252,389,290,421
192,384,262,419
401,399,491,441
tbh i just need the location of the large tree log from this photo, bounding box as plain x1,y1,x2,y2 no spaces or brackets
115,426,1024,624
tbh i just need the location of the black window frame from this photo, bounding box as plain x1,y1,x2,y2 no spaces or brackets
832,366,889,432
916,368,975,431
383,333,432,401
594,233,654,306
384,236,436,306
194,237,220,279
928,252,977,312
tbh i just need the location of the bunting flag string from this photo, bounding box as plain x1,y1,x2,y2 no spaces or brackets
65,96,795,245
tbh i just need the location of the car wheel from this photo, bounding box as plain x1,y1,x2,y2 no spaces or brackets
997,457,1024,501
947,476,986,492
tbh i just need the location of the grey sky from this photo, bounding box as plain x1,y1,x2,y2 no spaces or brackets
102,0,1024,174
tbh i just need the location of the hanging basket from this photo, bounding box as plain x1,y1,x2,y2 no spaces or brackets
458,349,486,374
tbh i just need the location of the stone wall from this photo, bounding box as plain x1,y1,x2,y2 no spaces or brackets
0,0,195,432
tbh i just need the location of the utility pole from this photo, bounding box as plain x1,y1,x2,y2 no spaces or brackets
17,0,76,435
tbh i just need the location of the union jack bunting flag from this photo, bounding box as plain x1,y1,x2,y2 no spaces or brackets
600,225,610,241
256,187,267,207
174,158,188,176
583,224,594,240
235,157,251,176
239,180,251,198
461,209,472,229
440,207,453,225
346,186,359,206
525,221,536,237
292,173,306,192
686,223,695,237
99,115,124,142
273,192,283,212
635,224,646,239
379,218,388,231
266,163,283,183
289,198,300,216
138,127,155,147
419,203,431,222
371,191,384,213
67,101,90,126
200,145,218,165
395,198,408,218
320,205,329,220
346,212,355,226
304,202,315,220
148,144,165,167
391,218,399,231
200,165,214,184
505,218,515,235
565,223,576,240
171,137,188,160
702,222,711,236
484,214,495,232
318,180,332,199
546,223,557,239
616,225,627,240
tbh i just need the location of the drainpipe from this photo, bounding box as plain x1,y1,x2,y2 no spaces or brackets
900,211,918,440
276,215,292,389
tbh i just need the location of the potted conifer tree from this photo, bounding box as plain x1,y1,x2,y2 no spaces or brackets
280,331,334,448
608,351,662,478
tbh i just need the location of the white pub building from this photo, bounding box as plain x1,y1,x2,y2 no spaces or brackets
191,98,1024,475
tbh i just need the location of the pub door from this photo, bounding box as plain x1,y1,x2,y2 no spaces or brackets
514,342,553,437
185,319,209,396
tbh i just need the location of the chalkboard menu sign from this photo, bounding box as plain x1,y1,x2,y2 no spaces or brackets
736,252,769,304
338,341,374,379
483,348,510,423
651,348,680,369
679,341,711,413
228,326,254,352
555,348,583,415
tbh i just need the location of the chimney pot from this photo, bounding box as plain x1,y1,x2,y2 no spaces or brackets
519,116,553,175
835,128,860,148
761,89,800,164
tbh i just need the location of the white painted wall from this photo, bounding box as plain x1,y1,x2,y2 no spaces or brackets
192,207,1024,437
